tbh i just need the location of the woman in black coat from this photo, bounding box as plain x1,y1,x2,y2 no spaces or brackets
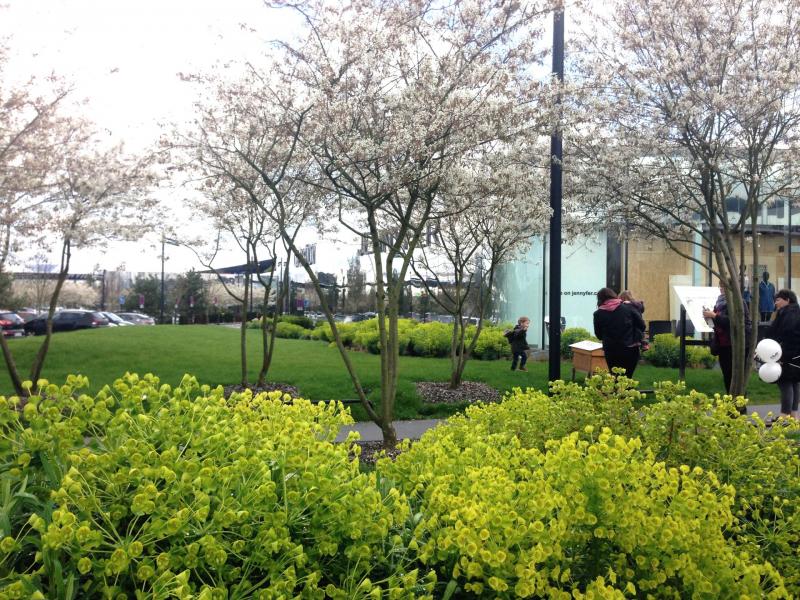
767,289,800,418
593,287,646,378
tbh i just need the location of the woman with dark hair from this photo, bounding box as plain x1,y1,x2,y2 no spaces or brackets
593,287,646,378
702,281,752,400
767,289,800,419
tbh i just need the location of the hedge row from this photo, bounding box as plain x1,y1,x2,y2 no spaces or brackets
251,320,717,369
1,373,796,598
250,317,515,360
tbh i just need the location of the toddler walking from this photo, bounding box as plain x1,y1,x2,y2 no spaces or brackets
505,316,530,371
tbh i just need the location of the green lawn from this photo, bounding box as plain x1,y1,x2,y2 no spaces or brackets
0,325,779,419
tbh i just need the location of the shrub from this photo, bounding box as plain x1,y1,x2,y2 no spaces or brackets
409,322,452,357
0,375,436,599
468,326,512,360
380,422,783,598
381,374,797,597
247,314,315,331
280,314,315,330
560,327,598,359
643,333,678,367
643,333,715,368
686,345,716,368
274,321,307,339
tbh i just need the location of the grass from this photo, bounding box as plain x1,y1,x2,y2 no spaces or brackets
0,324,779,420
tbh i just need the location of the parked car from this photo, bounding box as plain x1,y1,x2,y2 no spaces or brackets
0,311,26,338
101,311,134,326
23,310,110,336
117,312,156,326
15,309,40,323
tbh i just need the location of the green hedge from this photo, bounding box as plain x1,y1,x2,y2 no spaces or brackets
306,318,513,360
248,315,511,360
559,327,598,359
643,333,715,368
2,373,796,598
247,315,315,332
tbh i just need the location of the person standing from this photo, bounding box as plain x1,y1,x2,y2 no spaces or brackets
759,271,776,321
593,288,646,378
766,289,800,419
702,282,752,401
619,290,648,350
505,316,530,372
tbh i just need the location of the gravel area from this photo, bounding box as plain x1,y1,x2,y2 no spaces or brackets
415,380,501,404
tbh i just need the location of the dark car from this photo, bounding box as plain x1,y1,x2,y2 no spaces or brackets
23,310,110,336
117,312,156,326
0,311,26,338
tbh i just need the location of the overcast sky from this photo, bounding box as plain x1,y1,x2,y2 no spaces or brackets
2,0,294,274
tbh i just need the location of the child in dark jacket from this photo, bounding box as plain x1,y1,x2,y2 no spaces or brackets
505,317,530,371
619,290,648,350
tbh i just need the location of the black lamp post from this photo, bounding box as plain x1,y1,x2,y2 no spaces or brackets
548,8,565,382
160,236,179,324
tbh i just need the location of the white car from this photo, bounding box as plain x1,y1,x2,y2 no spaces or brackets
101,312,135,326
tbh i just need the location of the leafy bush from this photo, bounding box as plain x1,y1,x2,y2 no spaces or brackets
643,333,715,368
686,345,716,368
0,375,435,599
382,375,800,597
409,321,452,357
643,333,678,367
247,314,315,331
380,427,782,598
560,327,598,359
274,321,308,339
280,314,315,329
307,318,514,360
2,372,798,598
468,326,512,360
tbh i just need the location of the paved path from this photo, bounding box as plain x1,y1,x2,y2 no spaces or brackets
335,419,443,442
336,403,786,443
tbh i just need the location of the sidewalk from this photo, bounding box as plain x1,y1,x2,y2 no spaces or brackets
335,403,786,443
335,419,443,442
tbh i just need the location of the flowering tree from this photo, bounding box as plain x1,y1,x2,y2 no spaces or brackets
182,0,556,445
0,43,72,273
186,180,286,388
570,0,800,396
412,153,550,388
0,137,158,397
272,0,555,445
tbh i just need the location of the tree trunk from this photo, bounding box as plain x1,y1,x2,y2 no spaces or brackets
29,239,71,391
0,334,24,397
239,270,249,386
449,316,461,389
257,260,284,387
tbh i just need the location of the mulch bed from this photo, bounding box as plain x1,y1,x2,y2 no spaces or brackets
415,381,502,404
222,382,301,397
352,440,406,465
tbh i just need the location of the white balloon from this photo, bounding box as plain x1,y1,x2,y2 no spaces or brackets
756,338,782,363
759,362,782,383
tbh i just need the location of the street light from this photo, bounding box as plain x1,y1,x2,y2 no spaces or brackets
548,7,565,382
160,236,180,324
